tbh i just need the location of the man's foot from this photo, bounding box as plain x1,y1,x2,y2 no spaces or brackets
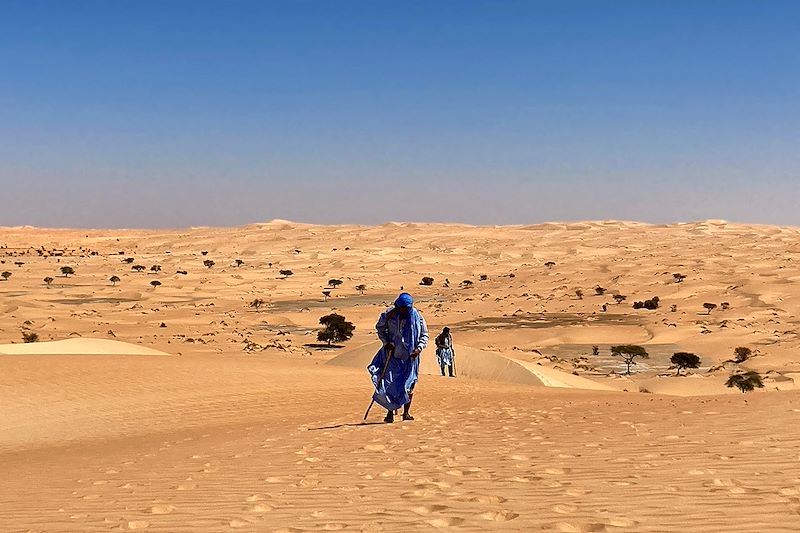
402,413,414,421
384,411,394,423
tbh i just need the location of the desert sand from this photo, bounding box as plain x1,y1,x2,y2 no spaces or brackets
2,220,800,531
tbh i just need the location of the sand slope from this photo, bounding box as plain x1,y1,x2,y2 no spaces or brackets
0,338,169,356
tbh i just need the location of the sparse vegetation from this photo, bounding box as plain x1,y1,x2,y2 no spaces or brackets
60,266,75,277
575,289,584,300
150,280,162,288
733,346,752,363
633,296,659,310
544,261,556,269
122,257,135,264
110,275,120,286
317,313,355,345
613,294,627,304
611,344,650,374
43,276,54,287
592,345,599,356
150,265,161,273
479,274,488,281
1,271,11,281
673,273,686,283
726,371,764,393
132,265,146,272
249,298,265,312
703,302,717,315
595,287,606,296
235,259,244,267
355,284,367,295
22,331,39,343
328,279,343,289
420,277,434,286
322,290,331,301
279,269,293,278
721,302,730,310
671,352,701,376
203,260,215,269
461,280,473,288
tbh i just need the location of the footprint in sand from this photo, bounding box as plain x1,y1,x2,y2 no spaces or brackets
249,504,273,513
554,522,606,532
479,510,519,522
426,517,464,528
126,521,150,530
464,494,507,504
150,504,176,515
553,504,578,514
410,504,448,515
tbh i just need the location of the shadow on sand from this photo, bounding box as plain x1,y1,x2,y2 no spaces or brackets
307,421,386,431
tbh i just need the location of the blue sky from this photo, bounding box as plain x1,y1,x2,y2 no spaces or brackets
1,1,798,227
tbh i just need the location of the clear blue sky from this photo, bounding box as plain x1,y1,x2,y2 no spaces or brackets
1,1,798,228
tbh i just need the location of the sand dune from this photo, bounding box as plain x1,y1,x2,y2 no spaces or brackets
3,220,800,531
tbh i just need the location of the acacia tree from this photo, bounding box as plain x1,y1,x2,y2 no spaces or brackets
150,280,162,288
203,260,215,269
671,352,701,376
611,344,650,375
328,279,343,289
726,371,764,393
279,269,293,279
43,276,54,287
60,266,75,277
703,303,717,315
132,265,146,272
355,284,367,295
1,271,11,281
544,261,556,269
613,294,627,304
110,275,120,286
317,313,355,345
575,289,584,300
595,287,607,296
151,265,162,273
322,290,331,302
249,298,265,312
122,257,135,264
234,259,244,267
420,277,434,286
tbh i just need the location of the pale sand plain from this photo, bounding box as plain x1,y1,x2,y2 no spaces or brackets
2,220,800,531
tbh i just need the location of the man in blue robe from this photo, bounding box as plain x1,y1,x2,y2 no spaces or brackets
368,292,429,423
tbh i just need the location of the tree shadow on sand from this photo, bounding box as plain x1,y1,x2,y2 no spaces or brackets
303,343,346,350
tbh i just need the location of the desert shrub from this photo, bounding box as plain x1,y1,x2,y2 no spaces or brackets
279,269,293,278
249,298,265,312
575,289,584,299
613,294,627,304
721,302,730,310
43,277,54,286
611,345,649,374
479,274,488,281
726,371,764,393
595,287,606,296
355,284,367,295
671,352,701,376
151,265,161,273
132,265,146,272
633,296,659,310
420,277,434,286
461,280,473,288
673,273,686,283
150,280,162,288
544,261,556,269
60,266,75,277
22,331,38,343
203,260,215,269
733,346,752,363
317,313,355,345
592,345,600,356
122,257,135,264
110,275,120,286
1,271,11,281
703,303,717,315
322,290,331,301
235,259,244,267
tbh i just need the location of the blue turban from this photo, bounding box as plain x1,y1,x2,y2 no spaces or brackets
395,292,414,308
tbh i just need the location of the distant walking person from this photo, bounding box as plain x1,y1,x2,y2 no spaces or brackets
368,293,429,423
435,327,455,377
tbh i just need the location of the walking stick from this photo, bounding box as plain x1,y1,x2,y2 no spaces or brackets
451,346,457,377
363,346,394,420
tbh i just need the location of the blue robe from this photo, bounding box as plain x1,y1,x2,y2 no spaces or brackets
368,306,428,410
